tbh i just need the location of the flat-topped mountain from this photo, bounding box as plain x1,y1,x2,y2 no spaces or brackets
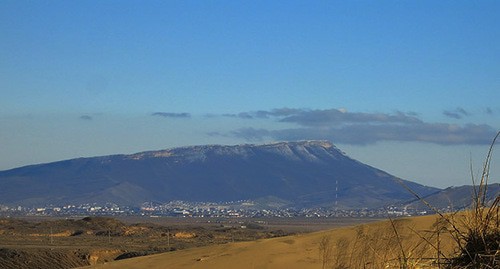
0,141,438,208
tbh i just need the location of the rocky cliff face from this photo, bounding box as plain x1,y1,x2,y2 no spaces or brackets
0,141,438,208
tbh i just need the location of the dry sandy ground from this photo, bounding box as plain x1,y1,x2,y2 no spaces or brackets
84,215,453,269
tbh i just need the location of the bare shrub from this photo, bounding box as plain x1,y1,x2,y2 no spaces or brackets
446,132,500,268
333,236,350,269
319,235,333,269
402,131,500,268
315,132,499,268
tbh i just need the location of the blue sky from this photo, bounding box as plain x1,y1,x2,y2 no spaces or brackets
1,1,499,188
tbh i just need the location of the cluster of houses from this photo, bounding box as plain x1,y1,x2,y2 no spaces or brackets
0,200,434,218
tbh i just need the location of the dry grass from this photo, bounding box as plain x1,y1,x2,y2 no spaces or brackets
445,131,500,268
313,133,499,269
318,218,444,269
309,131,500,269
388,131,500,269
81,215,447,269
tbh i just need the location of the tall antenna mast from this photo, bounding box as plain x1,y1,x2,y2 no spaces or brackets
335,180,338,208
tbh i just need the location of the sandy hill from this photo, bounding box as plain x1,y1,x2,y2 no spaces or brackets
83,215,455,269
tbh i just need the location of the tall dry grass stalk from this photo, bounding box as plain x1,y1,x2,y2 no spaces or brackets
319,219,434,269
447,131,500,268
317,131,499,268
401,131,499,268
319,235,334,269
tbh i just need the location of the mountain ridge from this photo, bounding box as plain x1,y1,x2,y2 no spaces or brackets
0,141,438,208
401,183,500,211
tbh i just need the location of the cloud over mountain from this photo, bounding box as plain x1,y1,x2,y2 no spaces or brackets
216,108,497,145
231,123,495,145
278,109,422,126
443,107,470,119
79,115,93,120
224,108,421,125
152,112,191,118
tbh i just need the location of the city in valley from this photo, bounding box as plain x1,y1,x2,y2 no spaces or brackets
0,200,431,219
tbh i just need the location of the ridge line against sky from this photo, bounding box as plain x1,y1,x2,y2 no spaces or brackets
1,1,499,188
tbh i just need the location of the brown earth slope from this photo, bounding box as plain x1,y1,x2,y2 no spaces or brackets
0,216,299,269
84,215,456,269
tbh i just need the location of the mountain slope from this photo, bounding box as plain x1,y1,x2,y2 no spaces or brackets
0,141,438,208
82,215,451,269
402,183,500,211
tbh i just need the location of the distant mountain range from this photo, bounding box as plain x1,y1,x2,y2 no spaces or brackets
402,183,500,211
0,141,441,208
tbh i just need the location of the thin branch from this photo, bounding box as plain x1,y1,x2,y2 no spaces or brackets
388,217,408,268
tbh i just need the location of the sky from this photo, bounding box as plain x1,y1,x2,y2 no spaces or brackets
1,0,499,188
